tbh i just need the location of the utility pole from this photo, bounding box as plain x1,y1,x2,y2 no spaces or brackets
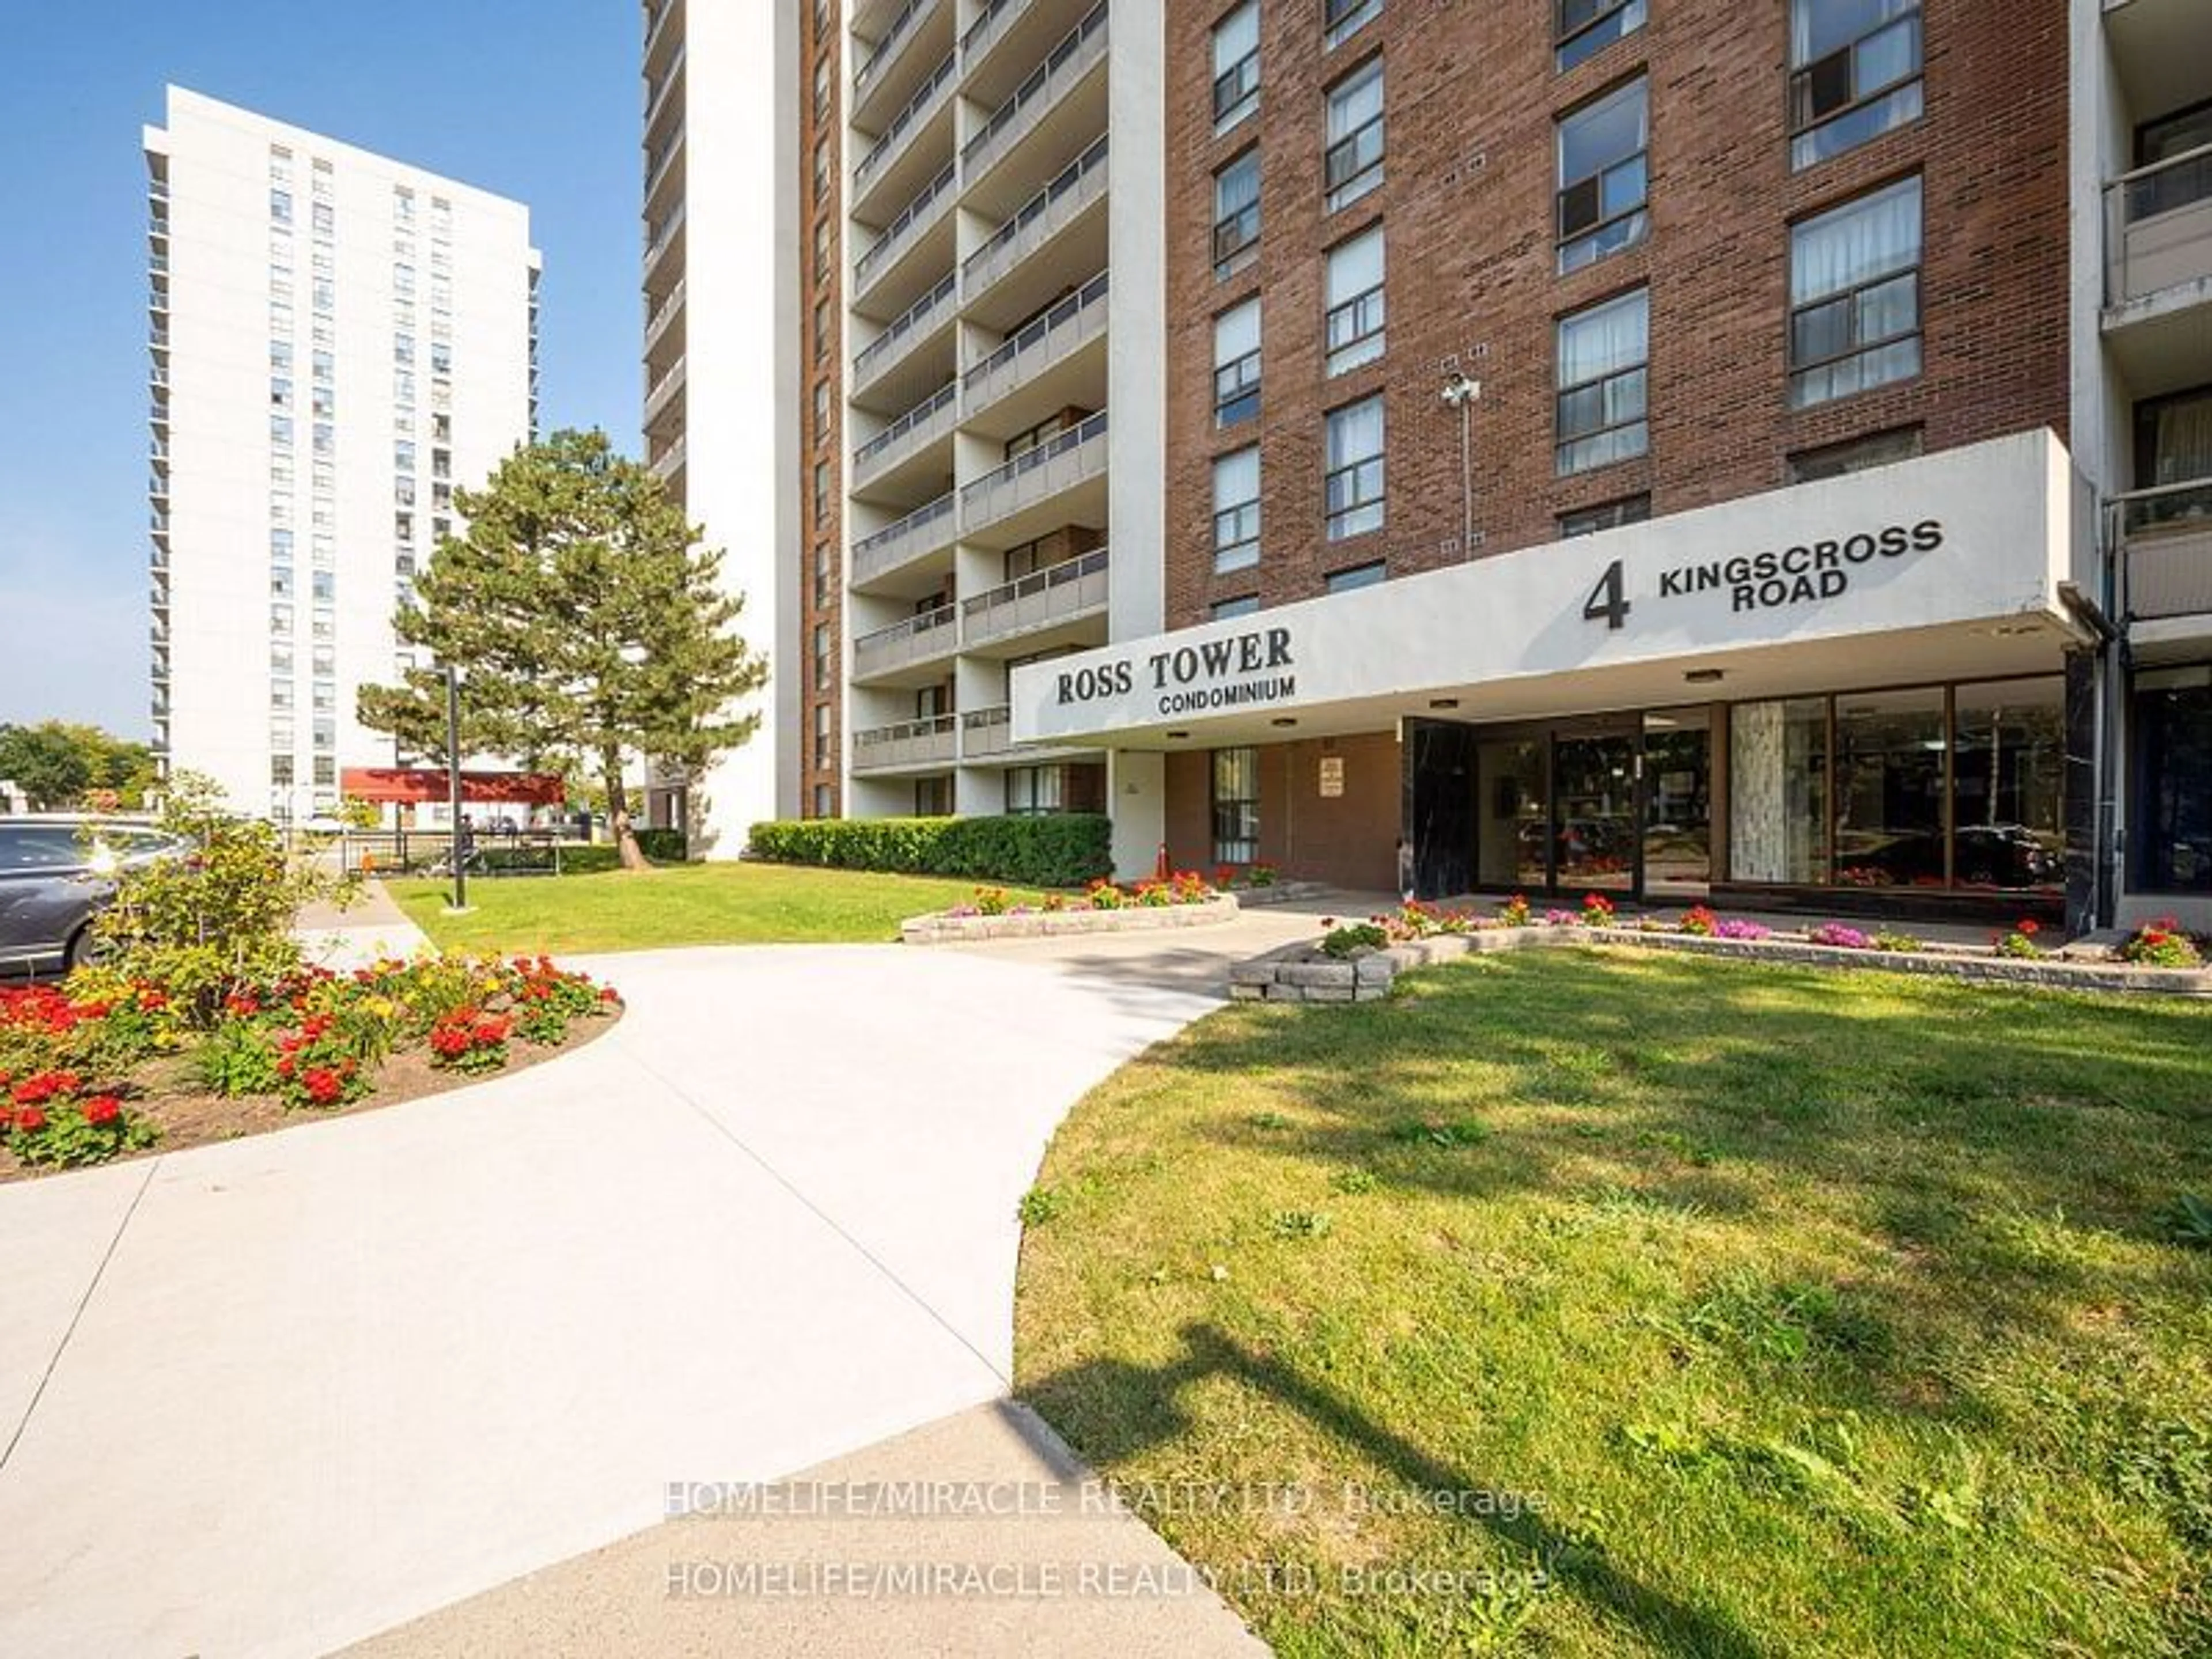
444,664,468,913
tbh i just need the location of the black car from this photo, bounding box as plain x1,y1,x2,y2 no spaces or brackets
0,820,180,976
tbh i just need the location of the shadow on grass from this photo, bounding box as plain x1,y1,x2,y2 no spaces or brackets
1027,1320,1769,1658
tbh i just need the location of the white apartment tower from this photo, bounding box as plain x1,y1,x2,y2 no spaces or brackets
146,88,540,822
642,0,1167,862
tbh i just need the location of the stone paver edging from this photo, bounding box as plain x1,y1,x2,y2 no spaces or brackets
902,893,1241,945
1233,925,2212,1002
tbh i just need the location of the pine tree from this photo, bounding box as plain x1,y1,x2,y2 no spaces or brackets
358,430,768,871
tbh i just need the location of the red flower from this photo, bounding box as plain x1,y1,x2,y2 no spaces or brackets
2018,919,2040,937
83,1097,122,1126
14,1107,46,1134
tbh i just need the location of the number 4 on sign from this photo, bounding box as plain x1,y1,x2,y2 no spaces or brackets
1584,559,1630,631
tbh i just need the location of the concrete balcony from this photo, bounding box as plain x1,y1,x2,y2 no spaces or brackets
2104,143,2212,395
960,410,1108,545
853,0,950,130
963,267,1107,427
644,0,683,80
961,547,1109,654
853,603,960,683
851,52,957,224
853,714,958,774
2115,477,2212,639
961,134,1108,319
643,353,687,427
645,199,687,284
853,272,957,412
851,493,957,593
961,706,1015,759
644,277,686,359
644,118,686,218
645,41,686,146
854,164,957,313
651,433,687,485
851,380,957,495
961,1,1108,202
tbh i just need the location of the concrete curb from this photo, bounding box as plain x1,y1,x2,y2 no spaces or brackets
902,895,1242,945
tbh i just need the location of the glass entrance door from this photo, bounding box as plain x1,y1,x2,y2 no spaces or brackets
1552,731,1639,892
1474,737,1549,890
1643,707,1713,899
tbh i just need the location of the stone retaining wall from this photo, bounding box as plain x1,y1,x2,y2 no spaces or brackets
902,894,1241,945
1231,925,2212,1003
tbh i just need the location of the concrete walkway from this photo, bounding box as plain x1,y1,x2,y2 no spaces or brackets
0,921,1308,1659
295,877,434,971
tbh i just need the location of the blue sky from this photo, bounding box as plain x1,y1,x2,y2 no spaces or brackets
0,1,641,737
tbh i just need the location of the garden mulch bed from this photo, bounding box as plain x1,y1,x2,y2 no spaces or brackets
0,1005,623,1185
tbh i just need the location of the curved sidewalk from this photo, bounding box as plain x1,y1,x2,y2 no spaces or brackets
0,932,1294,1658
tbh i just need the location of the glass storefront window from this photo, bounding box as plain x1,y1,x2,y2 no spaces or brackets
1730,699,1830,883
2134,664,2212,893
1953,678,2065,893
1833,687,1946,887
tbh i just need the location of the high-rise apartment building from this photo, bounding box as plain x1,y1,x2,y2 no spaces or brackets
673,1,2212,933
146,87,539,823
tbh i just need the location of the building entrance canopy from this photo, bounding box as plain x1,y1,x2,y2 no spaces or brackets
1013,430,2091,752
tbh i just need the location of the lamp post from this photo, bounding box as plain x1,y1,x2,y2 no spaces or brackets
444,664,468,913
1441,372,1480,559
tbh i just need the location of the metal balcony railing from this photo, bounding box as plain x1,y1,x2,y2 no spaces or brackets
855,164,956,294
645,41,687,137
646,200,687,268
857,0,941,104
963,269,1107,411
652,433,688,480
2113,476,2212,622
645,119,686,200
853,713,959,771
851,493,957,588
963,134,1107,296
962,1,1107,180
854,603,960,679
645,354,687,423
960,410,1108,533
2105,141,2212,308
961,0,1033,63
962,547,1109,647
855,53,957,197
853,381,957,481
854,272,956,391
962,706,1015,759
645,278,686,355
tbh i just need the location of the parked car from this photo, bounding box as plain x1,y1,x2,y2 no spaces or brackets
0,819,181,976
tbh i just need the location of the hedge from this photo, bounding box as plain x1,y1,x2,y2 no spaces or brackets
747,815,1112,889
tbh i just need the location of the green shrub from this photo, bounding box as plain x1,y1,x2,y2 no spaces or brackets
747,815,1112,889
634,828,687,862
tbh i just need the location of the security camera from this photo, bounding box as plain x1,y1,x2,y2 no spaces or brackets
1440,373,1480,408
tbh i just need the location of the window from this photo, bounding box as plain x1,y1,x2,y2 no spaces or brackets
813,623,832,691
1214,298,1262,426
914,777,953,817
1557,0,1646,72
270,529,294,561
313,759,336,789
813,460,831,523
812,783,834,819
312,202,334,236
813,703,832,769
814,380,831,442
1324,0,1380,50
1559,494,1651,537
1324,395,1385,538
1556,287,1649,475
1325,59,1385,211
1788,176,1921,408
813,55,832,121
271,569,295,600
1214,1,1260,134
310,571,335,603
1211,747,1260,865
813,545,832,607
813,139,831,204
270,341,294,372
1557,78,1649,273
1214,150,1261,279
1212,595,1262,620
1789,0,1922,171
2134,664,2212,893
1324,224,1385,376
270,188,293,224
271,377,294,410
430,342,452,375
312,350,334,383
1327,561,1385,592
814,217,832,280
312,386,335,419
1005,766,1066,817
1788,426,1922,482
1213,446,1262,573
271,755,295,786
312,717,335,752
271,414,294,447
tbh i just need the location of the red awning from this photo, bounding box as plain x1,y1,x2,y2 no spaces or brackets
341,768,567,806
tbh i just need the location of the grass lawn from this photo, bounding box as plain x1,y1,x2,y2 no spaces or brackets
1014,948,2212,1657
391,862,1037,954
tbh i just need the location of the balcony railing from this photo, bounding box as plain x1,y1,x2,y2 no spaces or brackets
962,706,1014,759
854,272,956,391
645,41,687,137
853,714,958,772
961,0,1033,64
646,200,688,268
852,492,957,588
652,433,688,480
960,410,1108,534
964,268,1108,412
962,1,1108,180
855,52,957,197
855,164,956,294
645,119,686,200
853,380,957,482
854,603,960,679
645,278,686,355
962,547,1109,647
963,134,1107,296
857,0,941,104
2113,476,2212,622
645,354,687,423
2106,141,2212,308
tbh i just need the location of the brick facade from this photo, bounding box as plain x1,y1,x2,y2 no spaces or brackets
1161,0,2072,626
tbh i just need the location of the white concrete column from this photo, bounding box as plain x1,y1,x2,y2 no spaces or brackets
1108,748,1166,882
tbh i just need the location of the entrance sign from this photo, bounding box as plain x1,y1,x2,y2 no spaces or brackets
1319,756,1345,797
